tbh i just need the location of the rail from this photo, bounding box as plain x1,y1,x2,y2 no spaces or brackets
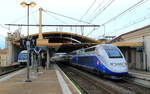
0,64,25,76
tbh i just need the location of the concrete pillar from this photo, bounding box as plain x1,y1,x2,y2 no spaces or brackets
131,49,136,69
7,40,21,65
7,40,14,65
144,36,150,71
46,48,50,69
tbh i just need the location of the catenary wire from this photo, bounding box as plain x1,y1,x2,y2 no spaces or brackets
101,0,148,36
92,0,105,16
87,0,105,20
106,14,150,36
89,0,115,22
102,0,147,25
10,10,38,24
79,0,97,21
86,27,100,36
43,9,94,25
0,24,10,30
44,11,68,24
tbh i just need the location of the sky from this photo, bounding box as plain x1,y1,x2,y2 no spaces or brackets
0,0,150,48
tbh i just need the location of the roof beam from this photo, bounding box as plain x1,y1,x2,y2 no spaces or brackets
5,24,100,27
112,42,143,47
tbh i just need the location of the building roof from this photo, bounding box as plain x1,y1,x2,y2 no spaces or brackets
11,31,102,52
0,48,8,54
14,31,101,44
111,25,150,43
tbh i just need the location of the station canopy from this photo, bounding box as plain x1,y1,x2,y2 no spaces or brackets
13,31,102,52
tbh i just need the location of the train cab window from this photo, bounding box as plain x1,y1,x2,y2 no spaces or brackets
19,53,27,60
85,47,96,52
105,49,122,58
70,52,76,55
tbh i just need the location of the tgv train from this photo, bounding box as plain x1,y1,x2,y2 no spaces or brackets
50,53,67,62
18,50,28,65
69,44,128,79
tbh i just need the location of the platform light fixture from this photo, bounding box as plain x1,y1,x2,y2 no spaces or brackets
20,2,36,8
20,1,36,82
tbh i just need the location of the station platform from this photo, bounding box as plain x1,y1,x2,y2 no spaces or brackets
129,69,150,80
0,64,80,94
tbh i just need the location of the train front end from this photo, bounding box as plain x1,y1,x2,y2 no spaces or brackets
96,44,128,78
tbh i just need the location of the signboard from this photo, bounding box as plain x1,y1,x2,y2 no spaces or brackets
36,38,49,46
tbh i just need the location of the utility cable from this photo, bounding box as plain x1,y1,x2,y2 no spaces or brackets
89,0,115,22
91,0,105,16
106,14,150,36
86,27,100,36
103,0,147,25
10,10,38,24
100,0,148,36
44,11,67,24
32,12,38,25
0,24,10,30
79,0,97,21
43,9,94,25
87,0,105,20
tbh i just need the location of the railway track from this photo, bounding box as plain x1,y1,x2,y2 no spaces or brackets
0,65,25,76
58,64,150,94
115,77,150,94
59,64,113,94
124,75,150,89
59,64,131,94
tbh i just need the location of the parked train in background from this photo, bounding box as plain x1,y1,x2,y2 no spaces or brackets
50,53,67,62
18,50,28,65
68,44,128,79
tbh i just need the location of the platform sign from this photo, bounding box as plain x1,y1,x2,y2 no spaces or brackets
26,41,30,49
36,38,49,46
136,46,144,52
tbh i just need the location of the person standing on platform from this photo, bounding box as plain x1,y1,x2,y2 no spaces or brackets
41,52,46,70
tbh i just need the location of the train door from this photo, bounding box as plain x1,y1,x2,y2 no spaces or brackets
71,51,78,64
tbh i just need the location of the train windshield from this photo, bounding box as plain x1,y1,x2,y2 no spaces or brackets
105,49,123,58
19,53,27,60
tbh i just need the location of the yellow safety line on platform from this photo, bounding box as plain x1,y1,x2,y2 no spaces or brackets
55,64,82,94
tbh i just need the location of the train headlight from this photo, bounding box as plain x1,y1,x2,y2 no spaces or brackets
121,63,125,66
123,62,127,66
111,63,117,66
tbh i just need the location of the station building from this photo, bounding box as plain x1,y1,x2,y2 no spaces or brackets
5,22,150,72
0,48,8,66
6,30,101,69
111,25,150,72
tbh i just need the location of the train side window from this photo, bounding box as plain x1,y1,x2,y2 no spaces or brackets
85,47,96,52
70,52,76,55
78,56,93,63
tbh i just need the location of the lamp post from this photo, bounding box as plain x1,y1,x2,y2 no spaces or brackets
20,1,36,82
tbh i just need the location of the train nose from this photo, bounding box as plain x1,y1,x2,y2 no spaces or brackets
96,60,100,65
110,63,128,72
110,62,127,67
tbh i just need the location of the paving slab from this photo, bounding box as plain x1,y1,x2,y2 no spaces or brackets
0,67,64,94
129,69,150,80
